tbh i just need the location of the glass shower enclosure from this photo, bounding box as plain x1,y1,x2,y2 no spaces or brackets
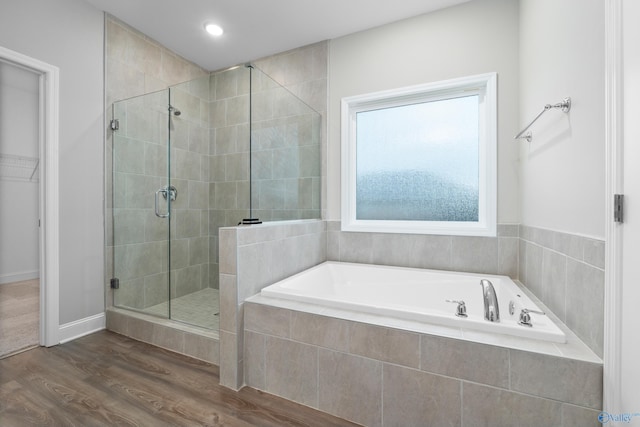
110,66,321,330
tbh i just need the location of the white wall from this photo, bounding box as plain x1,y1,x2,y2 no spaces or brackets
328,0,520,223
0,0,105,323
0,61,40,283
519,0,605,239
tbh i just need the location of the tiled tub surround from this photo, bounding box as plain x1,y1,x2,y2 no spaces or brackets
219,220,327,389
327,221,520,279
211,220,605,426
243,298,602,427
260,262,567,343
327,221,605,358
518,225,605,358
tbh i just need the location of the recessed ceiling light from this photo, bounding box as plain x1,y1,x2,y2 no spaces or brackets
205,23,224,37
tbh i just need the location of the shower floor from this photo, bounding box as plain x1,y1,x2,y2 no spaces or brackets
145,288,219,330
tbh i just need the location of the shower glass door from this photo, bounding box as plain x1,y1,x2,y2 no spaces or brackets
112,89,171,318
166,76,220,329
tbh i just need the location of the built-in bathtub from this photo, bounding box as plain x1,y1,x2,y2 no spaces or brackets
261,261,566,343
244,261,602,426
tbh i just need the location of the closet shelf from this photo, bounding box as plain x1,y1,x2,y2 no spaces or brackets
0,153,39,182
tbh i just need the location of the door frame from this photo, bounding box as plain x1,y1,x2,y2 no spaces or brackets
604,0,623,414
0,46,60,347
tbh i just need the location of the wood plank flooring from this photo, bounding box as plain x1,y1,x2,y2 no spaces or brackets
0,279,39,358
0,331,361,427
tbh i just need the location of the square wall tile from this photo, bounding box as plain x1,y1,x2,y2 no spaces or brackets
383,364,461,427
566,259,604,358
338,232,374,264
218,228,237,274
498,237,518,278
290,311,349,353
244,302,290,338
451,236,498,274
562,404,601,427
318,349,383,427
244,331,266,390
105,309,129,336
542,248,567,321
583,239,605,269
183,332,219,365
265,336,318,407
219,330,239,390
348,322,420,368
152,323,185,354
463,382,562,427
421,334,509,388
219,273,237,333
524,242,543,296
510,350,603,409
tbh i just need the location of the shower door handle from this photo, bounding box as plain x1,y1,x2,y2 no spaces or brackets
155,188,170,218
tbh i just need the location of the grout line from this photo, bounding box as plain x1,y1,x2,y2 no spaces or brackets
460,381,464,427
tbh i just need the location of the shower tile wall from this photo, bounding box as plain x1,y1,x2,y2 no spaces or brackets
106,15,208,308
208,67,251,292
107,17,328,308
249,69,321,222
253,42,328,220
112,91,169,309
170,76,212,297
208,47,327,288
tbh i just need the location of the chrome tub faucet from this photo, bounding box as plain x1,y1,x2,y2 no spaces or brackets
480,279,500,322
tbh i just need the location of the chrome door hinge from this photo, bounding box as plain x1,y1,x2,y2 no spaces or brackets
110,119,120,131
614,194,624,223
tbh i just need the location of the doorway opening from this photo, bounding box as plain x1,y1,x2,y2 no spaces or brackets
0,46,60,350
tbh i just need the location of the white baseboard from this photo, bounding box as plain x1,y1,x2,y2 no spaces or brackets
58,312,105,344
0,271,39,285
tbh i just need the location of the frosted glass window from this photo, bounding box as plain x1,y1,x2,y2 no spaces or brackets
341,73,497,236
356,95,479,221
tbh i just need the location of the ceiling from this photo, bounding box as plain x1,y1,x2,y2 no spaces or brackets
83,0,470,71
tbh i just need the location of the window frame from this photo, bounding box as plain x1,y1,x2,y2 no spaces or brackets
340,72,497,236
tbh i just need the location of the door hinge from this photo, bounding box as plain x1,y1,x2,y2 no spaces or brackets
110,278,120,289
110,119,120,131
614,194,624,223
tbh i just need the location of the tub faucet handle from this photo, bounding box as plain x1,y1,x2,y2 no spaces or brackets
518,308,545,327
446,300,468,318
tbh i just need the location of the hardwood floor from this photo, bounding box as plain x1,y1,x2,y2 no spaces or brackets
0,331,360,427
0,279,39,358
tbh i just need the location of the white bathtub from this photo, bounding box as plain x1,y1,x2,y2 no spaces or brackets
260,261,566,343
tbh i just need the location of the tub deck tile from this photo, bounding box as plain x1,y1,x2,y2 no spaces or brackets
348,322,420,368
420,334,509,389
383,364,461,427
318,349,383,427
510,350,603,410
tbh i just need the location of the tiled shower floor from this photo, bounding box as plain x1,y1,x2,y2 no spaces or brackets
145,288,220,330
